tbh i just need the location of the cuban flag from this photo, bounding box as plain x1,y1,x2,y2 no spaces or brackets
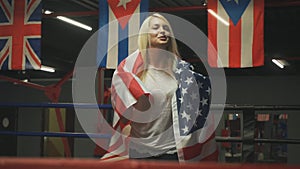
98,0,148,69
0,0,42,70
208,0,264,68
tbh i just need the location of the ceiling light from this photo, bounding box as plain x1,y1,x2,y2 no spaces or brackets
40,65,55,73
44,10,53,15
272,59,288,69
207,9,229,26
56,16,92,31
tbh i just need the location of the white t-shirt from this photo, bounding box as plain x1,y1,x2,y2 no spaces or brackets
129,66,178,157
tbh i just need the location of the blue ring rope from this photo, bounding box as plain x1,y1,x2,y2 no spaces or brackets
0,103,113,109
1,103,300,110
0,131,111,139
0,103,113,139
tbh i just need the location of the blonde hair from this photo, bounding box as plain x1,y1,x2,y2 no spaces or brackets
137,13,181,80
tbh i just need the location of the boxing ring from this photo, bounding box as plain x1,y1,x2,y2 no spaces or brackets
1,157,300,169
1,74,300,168
1,102,300,168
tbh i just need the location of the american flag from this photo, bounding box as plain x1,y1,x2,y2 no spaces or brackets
174,59,218,162
98,0,148,69
101,50,218,162
207,0,264,68
0,0,42,70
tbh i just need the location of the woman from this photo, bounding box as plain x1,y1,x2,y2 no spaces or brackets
105,13,217,162
128,13,180,160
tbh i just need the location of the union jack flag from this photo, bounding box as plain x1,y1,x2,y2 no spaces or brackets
101,50,218,162
0,0,42,70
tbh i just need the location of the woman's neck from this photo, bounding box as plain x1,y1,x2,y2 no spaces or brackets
147,48,172,69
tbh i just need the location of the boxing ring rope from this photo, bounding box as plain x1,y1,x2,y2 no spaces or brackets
0,102,112,109
0,102,300,167
1,74,300,167
1,102,299,143
1,157,299,169
0,131,111,138
0,72,75,157
0,104,112,138
215,137,300,144
0,102,299,141
1,131,299,144
1,102,299,110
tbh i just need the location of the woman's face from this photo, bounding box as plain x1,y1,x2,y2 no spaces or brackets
148,17,171,49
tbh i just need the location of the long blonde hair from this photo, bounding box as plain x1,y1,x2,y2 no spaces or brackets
137,13,181,80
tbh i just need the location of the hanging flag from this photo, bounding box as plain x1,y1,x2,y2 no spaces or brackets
98,0,148,69
207,0,264,68
0,0,42,70
279,113,288,120
257,114,269,121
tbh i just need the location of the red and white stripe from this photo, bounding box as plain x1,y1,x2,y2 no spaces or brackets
208,0,264,68
180,133,218,162
174,108,218,162
101,50,149,161
111,50,149,116
100,124,130,161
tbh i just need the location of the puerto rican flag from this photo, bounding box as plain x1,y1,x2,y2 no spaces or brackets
0,0,42,70
101,50,218,162
208,0,264,68
98,0,148,69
